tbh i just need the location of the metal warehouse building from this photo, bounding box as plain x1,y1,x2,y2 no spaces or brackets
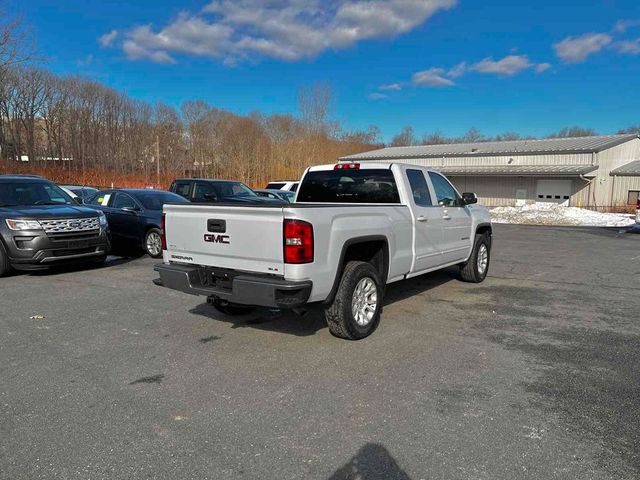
340,134,640,209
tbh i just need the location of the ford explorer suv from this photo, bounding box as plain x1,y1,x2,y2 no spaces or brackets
169,178,285,204
0,175,110,275
155,163,492,340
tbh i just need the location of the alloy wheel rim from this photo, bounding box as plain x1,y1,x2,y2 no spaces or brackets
477,243,488,275
351,277,378,326
147,232,162,256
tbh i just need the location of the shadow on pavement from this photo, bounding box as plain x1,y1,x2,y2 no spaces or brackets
189,268,459,337
327,443,413,480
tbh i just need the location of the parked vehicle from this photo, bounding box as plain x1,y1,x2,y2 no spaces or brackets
60,185,99,203
169,178,285,204
0,175,110,275
254,189,296,203
155,162,492,339
265,181,299,192
636,197,640,224
86,189,187,258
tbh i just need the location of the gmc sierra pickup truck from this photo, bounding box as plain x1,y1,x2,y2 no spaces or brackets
154,162,492,339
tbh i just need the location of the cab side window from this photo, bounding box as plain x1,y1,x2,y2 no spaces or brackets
173,182,192,199
428,172,459,207
406,169,432,207
193,183,217,202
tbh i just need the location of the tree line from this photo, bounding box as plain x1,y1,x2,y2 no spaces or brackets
1,10,638,187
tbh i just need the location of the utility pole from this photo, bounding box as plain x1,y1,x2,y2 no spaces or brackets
155,134,160,188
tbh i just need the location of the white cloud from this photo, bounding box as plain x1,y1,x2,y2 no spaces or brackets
615,38,640,55
470,55,534,76
553,33,612,63
121,0,457,64
368,92,388,100
447,61,466,78
77,54,94,66
99,29,118,48
379,83,402,91
613,19,640,33
412,67,454,87
535,62,551,73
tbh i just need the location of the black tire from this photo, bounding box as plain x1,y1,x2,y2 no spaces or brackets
0,246,11,277
324,260,383,340
144,228,163,258
459,233,491,283
211,299,255,316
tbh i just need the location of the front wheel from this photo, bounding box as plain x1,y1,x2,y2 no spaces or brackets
0,247,11,277
324,260,383,340
459,233,491,283
144,228,163,258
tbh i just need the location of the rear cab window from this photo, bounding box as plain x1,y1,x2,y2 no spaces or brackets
297,168,400,203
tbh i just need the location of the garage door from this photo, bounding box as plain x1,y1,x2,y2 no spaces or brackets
536,179,572,205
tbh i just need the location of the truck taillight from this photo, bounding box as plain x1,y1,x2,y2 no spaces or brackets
334,163,360,170
284,219,313,264
161,213,167,251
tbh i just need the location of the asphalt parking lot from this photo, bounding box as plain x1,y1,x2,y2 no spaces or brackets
1,224,639,480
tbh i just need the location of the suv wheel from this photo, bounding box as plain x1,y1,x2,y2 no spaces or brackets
459,233,491,283
0,247,10,276
324,260,383,340
144,228,163,258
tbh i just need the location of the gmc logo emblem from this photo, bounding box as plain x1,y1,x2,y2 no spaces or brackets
204,233,230,244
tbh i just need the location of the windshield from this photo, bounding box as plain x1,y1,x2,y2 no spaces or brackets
296,169,400,203
0,181,75,207
133,191,188,210
214,182,257,198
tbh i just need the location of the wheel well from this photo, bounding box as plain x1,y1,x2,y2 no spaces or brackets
325,237,389,304
476,224,492,237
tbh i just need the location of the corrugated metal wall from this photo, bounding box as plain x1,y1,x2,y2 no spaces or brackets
360,138,640,208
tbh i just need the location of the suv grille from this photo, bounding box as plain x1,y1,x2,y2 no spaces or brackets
39,217,100,234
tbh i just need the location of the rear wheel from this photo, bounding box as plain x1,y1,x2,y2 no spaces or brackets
324,261,383,340
0,247,11,276
459,233,491,283
144,228,163,258
210,299,255,316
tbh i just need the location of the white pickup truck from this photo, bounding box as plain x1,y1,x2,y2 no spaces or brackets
154,162,492,339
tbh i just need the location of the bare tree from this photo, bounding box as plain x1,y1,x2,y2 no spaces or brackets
390,126,417,147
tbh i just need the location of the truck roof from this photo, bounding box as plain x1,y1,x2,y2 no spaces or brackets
308,162,394,172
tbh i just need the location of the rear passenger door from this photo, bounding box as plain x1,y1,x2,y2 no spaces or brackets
405,168,444,273
427,172,472,264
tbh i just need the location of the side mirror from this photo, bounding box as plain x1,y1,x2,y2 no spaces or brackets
74,197,84,205
461,192,478,205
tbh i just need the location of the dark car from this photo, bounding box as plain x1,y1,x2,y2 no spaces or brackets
60,185,99,203
0,175,110,275
86,189,187,258
254,188,296,203
169,178,285,204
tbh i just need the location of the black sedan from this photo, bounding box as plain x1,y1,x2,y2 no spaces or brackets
86,189,187,258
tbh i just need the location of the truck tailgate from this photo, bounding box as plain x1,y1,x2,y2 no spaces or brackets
163,204,285,275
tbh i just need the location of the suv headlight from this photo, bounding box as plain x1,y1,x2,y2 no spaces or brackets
98,211,108,226
5,219,42,231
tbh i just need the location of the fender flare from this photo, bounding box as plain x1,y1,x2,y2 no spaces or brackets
324,235,390,305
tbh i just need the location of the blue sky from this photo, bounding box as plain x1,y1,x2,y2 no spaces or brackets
13,0,640,141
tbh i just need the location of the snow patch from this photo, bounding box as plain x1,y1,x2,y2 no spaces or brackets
490,203,635,227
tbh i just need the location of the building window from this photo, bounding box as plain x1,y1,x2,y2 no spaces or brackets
628,190,640,205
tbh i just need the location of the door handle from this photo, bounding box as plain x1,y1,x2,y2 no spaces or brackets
417,216,428,222
442,211,451,220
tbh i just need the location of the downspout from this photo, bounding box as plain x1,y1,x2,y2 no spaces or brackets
580,174,596,209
